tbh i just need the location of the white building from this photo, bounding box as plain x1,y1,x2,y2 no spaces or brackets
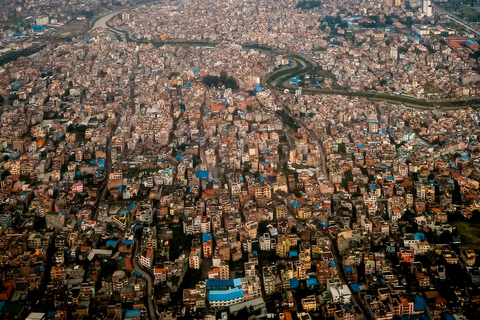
422,0,434,17
35,16,49,26
259,233,271,251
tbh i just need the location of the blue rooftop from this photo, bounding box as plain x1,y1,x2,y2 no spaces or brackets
414,296,426,312
290,278,299,289
414,233,425,241
106,240,118,246
125,309,142,318
306,278,319,287
196,170,209,181
350,283,363,293
206,278,242,288
209,287,243,302
202,233,212,242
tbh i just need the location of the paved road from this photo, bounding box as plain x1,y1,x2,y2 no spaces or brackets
435,6,480,38
91,114,119,221
328,233,373,320
132,237,157,320
306,127,328,179
84,5,480,111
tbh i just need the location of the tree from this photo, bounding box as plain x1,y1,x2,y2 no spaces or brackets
224,76,238,89
406,222,418,233
202,75,219,87
296,0,321,10
219,71,228,84
439,230,453,244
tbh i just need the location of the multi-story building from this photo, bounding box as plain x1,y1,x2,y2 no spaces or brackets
154,267,167,284
262,266,281,295
461,250,477,266
140,249,154,269
113,270,128,292
219,262,229,280
245,262,256,277
51,266,66,282
276,205,288,219
259,233,271,251
189,248,202,269
301,295,317,311
276,235,291,258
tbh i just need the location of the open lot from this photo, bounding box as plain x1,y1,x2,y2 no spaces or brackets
451,220,480,245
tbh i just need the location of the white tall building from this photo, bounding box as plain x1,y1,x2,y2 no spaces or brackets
259,233,271,251
423,0,434,17
390,46,398,60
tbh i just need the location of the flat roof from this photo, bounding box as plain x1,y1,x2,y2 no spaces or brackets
209,287,243,302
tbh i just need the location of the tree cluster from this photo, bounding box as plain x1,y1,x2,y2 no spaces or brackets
202,71,238,89
296,1,321,10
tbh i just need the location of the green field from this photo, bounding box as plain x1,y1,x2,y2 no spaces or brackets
451,220,480,244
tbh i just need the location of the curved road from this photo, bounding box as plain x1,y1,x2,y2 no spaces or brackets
132,237,156,320
85,4,480,111
90,10,124,32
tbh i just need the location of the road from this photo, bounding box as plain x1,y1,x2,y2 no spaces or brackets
87,5,480,111
435,6,480,38
305,126,328,179
328,233,373,320
91,114,119,221
132,237,157,320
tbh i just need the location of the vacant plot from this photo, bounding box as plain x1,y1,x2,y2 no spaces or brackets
56,20,89,39
451,220,480,244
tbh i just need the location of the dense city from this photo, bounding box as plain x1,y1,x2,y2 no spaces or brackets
1,0,480,320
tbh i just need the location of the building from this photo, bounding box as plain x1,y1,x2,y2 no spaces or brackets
206,279,245,307
208,288,244,307
466,39,479,50
461,250,477,267
259,233,271,251
189,248,202,269
154,267,167,284
26,313,46,320
301,295,317,311
422,0,434,17
276,235,291,258
113,270,128,292
0,213,13,228
245,262,256,277
219,262,229,280
140,249,154,268
35,16,49,25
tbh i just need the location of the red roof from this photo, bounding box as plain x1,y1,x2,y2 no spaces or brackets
125,257,132,271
